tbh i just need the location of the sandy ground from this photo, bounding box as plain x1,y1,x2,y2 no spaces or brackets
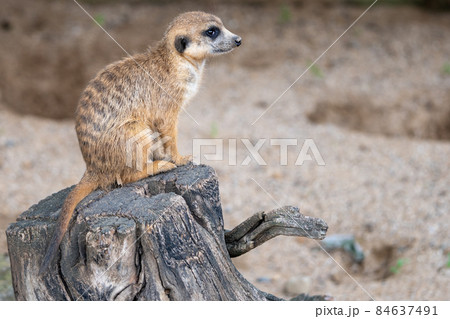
0,1,449,300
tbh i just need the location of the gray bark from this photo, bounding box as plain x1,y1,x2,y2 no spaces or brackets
6,164,328,301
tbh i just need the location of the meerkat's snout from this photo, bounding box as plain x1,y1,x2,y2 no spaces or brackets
234,36,242,47
210,27,242,54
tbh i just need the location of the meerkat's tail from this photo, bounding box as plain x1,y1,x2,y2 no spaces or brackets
39,172,99,275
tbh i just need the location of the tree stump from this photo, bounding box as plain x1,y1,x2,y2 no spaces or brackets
6,164,328,301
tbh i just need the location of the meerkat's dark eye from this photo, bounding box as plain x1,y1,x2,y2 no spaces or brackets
203,26,220,40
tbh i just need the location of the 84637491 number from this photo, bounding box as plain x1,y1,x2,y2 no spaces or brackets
375,306,438,316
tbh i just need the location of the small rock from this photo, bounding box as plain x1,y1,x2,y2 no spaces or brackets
256,276,272,283
4,139,16,148
283,275,311,295
321,234,365,264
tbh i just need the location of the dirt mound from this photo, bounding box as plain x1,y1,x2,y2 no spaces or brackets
308,94,450,140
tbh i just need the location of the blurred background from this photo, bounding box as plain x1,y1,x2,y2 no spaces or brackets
0,0,449,300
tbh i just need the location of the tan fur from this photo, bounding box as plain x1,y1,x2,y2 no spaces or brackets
39,11,241,274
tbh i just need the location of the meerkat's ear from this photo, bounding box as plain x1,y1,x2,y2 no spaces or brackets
174,35,190,53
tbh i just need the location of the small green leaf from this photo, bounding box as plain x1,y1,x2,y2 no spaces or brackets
442,63,450,75
279,4,292,24
389,258,409,275
308,61,324,78
94,14,105,27
210,122,219,138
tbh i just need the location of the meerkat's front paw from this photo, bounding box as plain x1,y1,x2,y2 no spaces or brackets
173,155,193,166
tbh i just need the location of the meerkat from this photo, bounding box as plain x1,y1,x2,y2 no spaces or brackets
39,11,241,274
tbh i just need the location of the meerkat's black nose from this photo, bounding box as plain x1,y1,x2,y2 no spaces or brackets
234,36,242,47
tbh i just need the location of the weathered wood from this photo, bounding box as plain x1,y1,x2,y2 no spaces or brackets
6,164,328,301
225,206,328,257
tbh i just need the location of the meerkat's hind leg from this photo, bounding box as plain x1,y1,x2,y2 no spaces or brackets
121,160,176,184
149,160,176,175
158,122,192,166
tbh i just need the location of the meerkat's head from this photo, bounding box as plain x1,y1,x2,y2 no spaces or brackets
165,11,241,61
